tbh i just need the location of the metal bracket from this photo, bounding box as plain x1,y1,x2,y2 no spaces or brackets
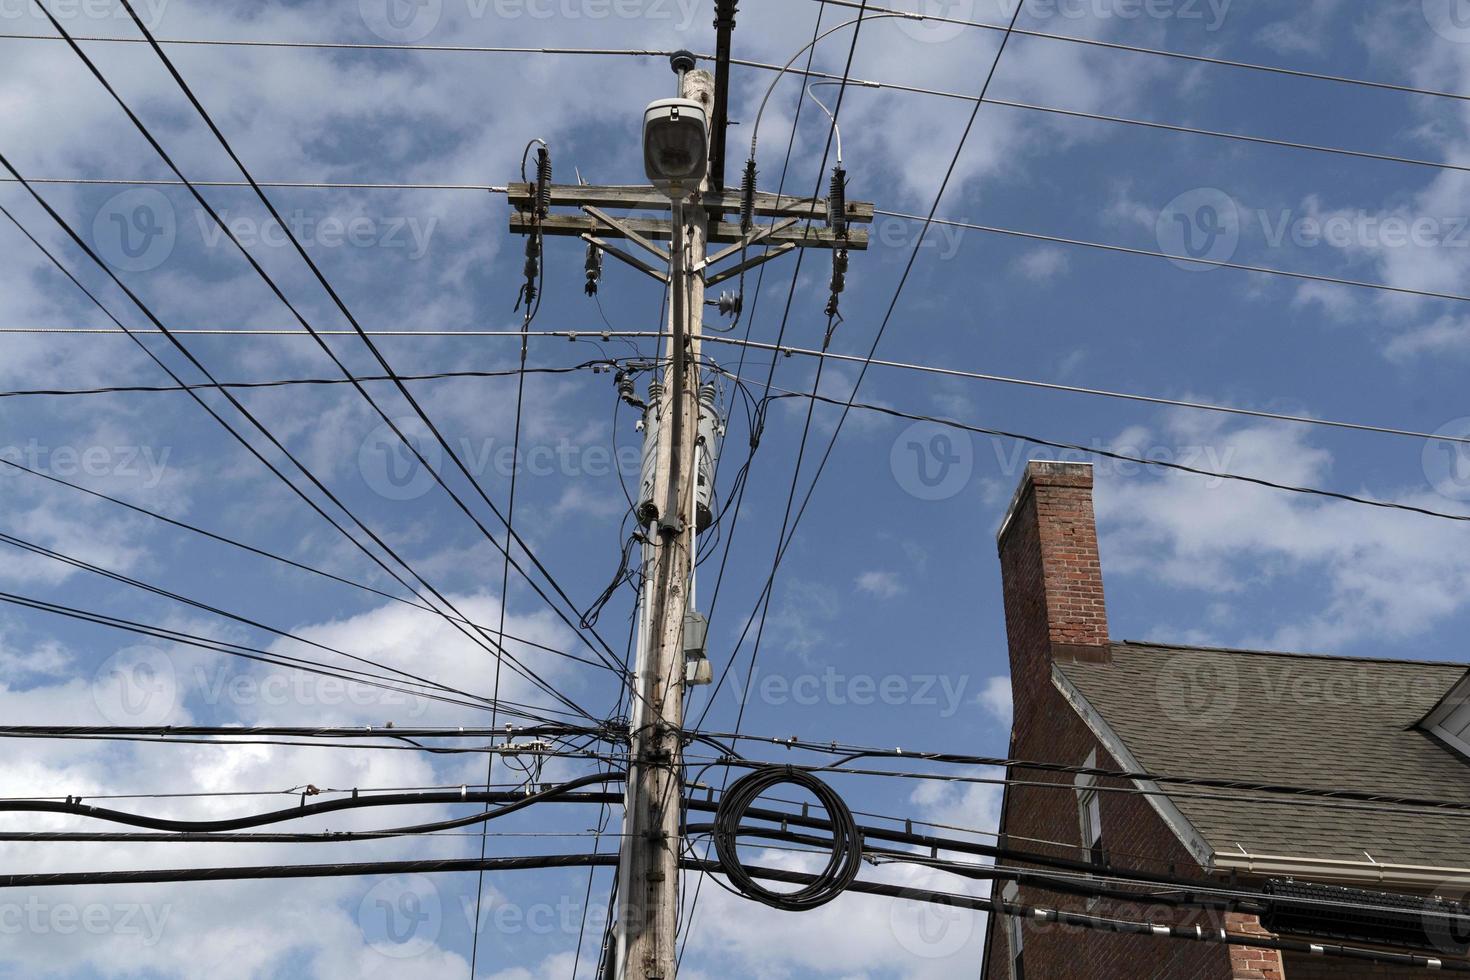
696,216,799,271
580,234,669,285
705,243,797,287
582,205,670,261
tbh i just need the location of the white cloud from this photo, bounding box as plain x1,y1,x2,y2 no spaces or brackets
855,569,905,599
1010,246,1070,282
1095,413,1470,651
975,676,1012,727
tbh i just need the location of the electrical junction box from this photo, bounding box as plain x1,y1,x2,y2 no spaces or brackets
684,610,711,686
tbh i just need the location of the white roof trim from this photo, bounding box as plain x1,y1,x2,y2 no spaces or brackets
1420,669,1470,760
1215,850,1470,889
1050,664,1215,870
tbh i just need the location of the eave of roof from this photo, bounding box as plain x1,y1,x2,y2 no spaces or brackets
1053,640,1470,882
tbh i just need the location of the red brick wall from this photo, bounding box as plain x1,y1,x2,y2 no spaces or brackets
1227,913,1288,980
997,461,1109,669
981,662,1253,979
985,462,1286,979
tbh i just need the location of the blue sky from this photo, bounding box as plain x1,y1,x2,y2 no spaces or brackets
3,0,1470,977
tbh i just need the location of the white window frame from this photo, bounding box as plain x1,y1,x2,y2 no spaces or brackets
1075,750,1105,873
1002,881,1024,980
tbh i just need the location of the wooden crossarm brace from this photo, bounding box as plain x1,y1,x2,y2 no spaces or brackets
697,217,800,271
582,205,669,261
705,243,797,287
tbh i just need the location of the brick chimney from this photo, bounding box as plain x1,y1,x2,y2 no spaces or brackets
996,461,1110,707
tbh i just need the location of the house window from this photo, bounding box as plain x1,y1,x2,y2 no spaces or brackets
1076,751,1105,871
1002,882,1025,980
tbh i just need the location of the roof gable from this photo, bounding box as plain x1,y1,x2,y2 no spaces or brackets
1055,642,1470,872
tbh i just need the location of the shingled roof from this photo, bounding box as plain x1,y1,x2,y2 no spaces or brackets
1055,641,1470,876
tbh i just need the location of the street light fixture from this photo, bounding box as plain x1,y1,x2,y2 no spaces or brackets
643,97,708,199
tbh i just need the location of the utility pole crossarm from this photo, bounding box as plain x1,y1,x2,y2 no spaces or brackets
509,210,867,250
506,182,873,228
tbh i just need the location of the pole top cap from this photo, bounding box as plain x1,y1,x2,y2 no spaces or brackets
670,50,697,75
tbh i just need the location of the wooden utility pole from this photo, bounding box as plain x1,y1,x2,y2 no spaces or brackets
616,63,713,980
504,46,868,977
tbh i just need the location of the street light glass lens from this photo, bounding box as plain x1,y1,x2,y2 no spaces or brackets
644,119,706,183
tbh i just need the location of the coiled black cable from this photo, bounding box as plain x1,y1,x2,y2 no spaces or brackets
711,767,862,911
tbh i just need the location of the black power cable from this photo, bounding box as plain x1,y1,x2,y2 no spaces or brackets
0,773,623,834
107,0,631,684
0,456,613,674
0,193,595,724
711,768,861,911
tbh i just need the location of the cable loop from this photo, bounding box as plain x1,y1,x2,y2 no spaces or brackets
712,767,861,911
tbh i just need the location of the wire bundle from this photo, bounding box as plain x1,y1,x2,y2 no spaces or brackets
711,767,861,911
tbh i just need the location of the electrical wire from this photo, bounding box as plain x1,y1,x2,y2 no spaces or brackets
0,589,581,725
101,0,631,690
0,193,594,725
710,767,861,911
0,530,508,707
878,207,1470,306
0,456,614,673
469,293,536,978
810,0,1470,105
724,374,1470,524
677,2,867,960
0,360,621,398
696,0,1027,864
15,10,1470,110
0,773,624,834
10,336,1462,450
693,335,1470,447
